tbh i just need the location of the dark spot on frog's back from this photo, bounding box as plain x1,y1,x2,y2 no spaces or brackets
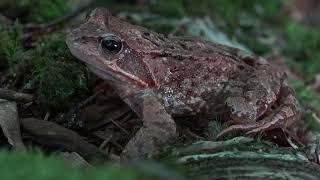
237,64,245,70
157,35,165,41
169,45,175,50
143,32,150,37
203,48,213,54
159,51,169,57
179,42,188,50
242,56,257,67
142,32,160,47
174,55,184,61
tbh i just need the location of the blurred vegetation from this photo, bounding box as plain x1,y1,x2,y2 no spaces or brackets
0,150,166,180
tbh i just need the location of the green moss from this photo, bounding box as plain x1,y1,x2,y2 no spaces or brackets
35,60,88,109
303,112,320,132
30,36,89,109
28,0,71,22
0,21,89,109
0,20,25,74
0,0,31,8
291,80,320,132
292,80,320,109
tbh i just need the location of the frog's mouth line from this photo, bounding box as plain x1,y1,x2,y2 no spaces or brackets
87,63,149,88
87,64,116,81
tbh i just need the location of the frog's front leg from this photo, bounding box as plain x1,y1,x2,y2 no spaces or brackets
216,82,300,139
121,94,177,161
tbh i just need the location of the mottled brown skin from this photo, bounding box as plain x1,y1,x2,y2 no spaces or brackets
66,8,300,155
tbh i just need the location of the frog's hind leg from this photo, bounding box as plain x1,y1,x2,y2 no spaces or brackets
216,82,300,139
121,95,177,161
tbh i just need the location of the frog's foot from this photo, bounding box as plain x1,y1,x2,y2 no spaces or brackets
121,95,177,161
216,84,300,139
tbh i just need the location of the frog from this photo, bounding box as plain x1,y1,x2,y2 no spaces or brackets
66,8,300,159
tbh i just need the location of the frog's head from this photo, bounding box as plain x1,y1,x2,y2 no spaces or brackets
66,8,156,88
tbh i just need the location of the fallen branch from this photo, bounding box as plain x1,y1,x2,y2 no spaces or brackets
0,88,33,102
21,118,109,162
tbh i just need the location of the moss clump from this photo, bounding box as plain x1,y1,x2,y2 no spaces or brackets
35,60,88,109
292,80,320,109
0,20,26,74
28,0,71,22
30,36,90,109
0,21,90,109
291,80,320,132
1,0,71,22
302,112,320,132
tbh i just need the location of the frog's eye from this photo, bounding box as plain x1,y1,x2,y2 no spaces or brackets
101,36,123,54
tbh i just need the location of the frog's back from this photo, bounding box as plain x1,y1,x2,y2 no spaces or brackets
136,36,256,117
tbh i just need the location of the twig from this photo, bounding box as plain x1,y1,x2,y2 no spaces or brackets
99,134,113,149
43,112,50,121
77,89,102,109
111,119,130,135
0,88,33,102
21,118,108,162
182,128,205,140
23,0,94,31
110,140,124,151
313,113,320,124
119,112,133,123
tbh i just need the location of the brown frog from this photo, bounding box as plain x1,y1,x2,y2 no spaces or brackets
66,8,300,159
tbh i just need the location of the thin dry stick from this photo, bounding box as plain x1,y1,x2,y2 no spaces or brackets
77,89,103,109
111,119,130,135
99,134,113,149
0,88,33,102
110,140,124,151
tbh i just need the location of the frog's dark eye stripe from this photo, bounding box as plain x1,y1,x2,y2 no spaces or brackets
100,36,122,54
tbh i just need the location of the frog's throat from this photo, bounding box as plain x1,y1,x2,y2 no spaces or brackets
87,64,149,87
